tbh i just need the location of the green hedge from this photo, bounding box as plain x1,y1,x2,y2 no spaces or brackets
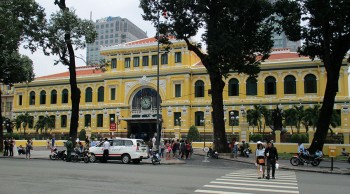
290,133,309,143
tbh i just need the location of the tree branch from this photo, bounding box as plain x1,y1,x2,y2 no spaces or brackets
183,37,207,66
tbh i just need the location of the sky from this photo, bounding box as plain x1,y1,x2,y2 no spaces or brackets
19,0,159,77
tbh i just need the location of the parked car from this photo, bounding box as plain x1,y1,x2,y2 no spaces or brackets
89,138,149,164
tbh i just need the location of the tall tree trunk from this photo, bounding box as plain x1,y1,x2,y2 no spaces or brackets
309,68,340,153
209,75,229,152
56,0,80,143
0,91,3,152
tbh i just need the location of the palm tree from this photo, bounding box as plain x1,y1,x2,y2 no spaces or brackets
247,105,268,133
293,105,305,134
35,116,55,136
284,108,297,134
303,105,320,132
15,113,33,138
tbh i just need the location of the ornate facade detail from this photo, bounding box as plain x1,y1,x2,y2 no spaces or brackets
125,81,138,96
138,75,151,86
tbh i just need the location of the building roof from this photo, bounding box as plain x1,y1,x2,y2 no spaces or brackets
36,66,103,80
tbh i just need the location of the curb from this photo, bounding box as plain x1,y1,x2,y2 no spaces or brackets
194,153,350,175
0,156,186,165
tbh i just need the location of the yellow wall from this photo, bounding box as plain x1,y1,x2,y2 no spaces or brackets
12,39,350,141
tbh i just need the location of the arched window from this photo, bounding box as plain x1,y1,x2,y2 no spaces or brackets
195,111,204,126
29,91,35,105
228,78,239,96
85,87,93,102
284,75,296,94
84,114,91,127
62,89,69,104
97,86,104,102
195,80,205,97
246,77,257,96
265,76,276,95
51,90,57,104
40,90,46,104
304,74,317,93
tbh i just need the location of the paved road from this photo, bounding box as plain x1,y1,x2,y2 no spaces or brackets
0,154,349,194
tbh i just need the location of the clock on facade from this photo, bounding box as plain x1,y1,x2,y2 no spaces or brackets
141,96,152,109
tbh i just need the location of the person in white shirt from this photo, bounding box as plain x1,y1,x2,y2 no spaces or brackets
102,138,110,163
255,141,265,179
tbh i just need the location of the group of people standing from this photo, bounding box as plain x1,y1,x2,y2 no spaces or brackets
3,137,33,159
255,141,278,180
3,137,17,157
153,139,193,160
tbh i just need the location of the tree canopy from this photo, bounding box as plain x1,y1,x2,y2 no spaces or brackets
275,0,350,152
0,0,44,152
141,0,275,152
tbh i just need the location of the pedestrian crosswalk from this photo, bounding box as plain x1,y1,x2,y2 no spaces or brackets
195,169,299,194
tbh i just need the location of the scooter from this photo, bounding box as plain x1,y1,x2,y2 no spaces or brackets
150,149,161,165
72,147,89,163
49,147,67,161
290,152,322,167
207,147,219,159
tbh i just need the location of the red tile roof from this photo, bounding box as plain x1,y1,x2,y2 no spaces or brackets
125,36,176,46
36,66,103,80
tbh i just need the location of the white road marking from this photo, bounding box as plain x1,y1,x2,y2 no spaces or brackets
204,185,299,194
210,181,298,189
194,189,253,194
216,178,298,185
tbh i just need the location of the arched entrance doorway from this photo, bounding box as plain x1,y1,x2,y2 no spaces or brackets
125,87,162,141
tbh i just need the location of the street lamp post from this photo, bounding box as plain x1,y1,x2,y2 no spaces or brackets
200,119,206,147
230,111,239,141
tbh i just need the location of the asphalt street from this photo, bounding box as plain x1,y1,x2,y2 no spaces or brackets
0,154,349,194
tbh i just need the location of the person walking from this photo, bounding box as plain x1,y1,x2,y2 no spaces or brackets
265,141,278,179
65,137,73,162
102,138,110,163
51,136,56,148
3,138,9,156
255,141,265,179
25,139,33,160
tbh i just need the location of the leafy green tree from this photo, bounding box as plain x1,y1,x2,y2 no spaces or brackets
40,0,97,142
140,0,275,152
79,129,87,140
284,108,297,134
15,113,33,138
0,0,44,152
187,125,200,142
275,0,350,152
293,105,305,134
35,116,55,135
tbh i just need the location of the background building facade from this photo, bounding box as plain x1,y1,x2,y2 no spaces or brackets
86,16,147,65
13,38,350,144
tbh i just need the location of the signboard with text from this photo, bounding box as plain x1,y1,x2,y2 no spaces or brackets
110,123,116,131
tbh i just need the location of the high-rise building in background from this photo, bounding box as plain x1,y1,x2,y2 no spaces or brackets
86,16,148,65
269,0,301,51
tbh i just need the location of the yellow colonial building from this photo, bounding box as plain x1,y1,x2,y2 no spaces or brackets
12,38,350,143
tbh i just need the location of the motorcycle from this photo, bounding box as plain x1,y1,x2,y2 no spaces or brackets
150,149,161,165
49,147,67,161
72,147,90,163
290,152,322,167
207,147,219,159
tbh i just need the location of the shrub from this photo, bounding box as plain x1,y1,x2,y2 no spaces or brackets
249,133,263,142
290,133,308,143
187,125,200,142
79,129,86,140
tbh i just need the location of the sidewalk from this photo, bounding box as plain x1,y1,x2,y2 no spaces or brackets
0,149,185,165
194,148,350,175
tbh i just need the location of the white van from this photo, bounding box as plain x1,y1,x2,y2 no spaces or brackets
89,138,149,164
